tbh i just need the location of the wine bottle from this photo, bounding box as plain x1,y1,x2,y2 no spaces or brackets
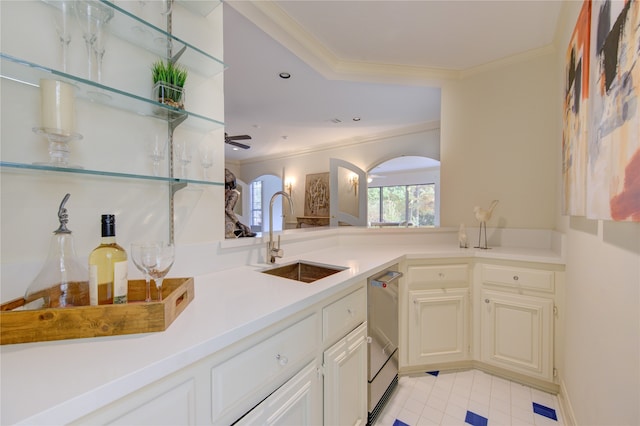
89,214,128,305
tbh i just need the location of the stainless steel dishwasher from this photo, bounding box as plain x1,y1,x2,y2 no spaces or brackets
367,265,402,425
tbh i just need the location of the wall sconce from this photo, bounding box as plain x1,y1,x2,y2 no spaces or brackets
349,174,358,196
285,178,295,195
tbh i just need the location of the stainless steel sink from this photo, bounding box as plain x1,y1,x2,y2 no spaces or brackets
261,261,347,283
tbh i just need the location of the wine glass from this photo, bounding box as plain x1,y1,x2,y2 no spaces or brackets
199,145,213,180
175,140,192,178
92,17,110,83
147,243,175,302
75,0,113,81
130,242,157,302
44,0,74,72
148,135,167,176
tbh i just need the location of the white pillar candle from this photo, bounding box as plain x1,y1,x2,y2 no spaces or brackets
40,79,76,136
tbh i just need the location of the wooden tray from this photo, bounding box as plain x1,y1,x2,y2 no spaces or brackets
0,277,194,345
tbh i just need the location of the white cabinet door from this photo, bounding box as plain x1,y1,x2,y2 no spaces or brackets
211,314,318,424
408,288,469,365
323,322,368,426
235,362,322,426
71,376,200,425
481,289,554,380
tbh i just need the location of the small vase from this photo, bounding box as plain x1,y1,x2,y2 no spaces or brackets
153,81,185,110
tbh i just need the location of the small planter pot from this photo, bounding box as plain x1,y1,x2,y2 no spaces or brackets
153,81,185,110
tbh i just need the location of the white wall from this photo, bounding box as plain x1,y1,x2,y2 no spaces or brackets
554,3,640,425
440,52,558,229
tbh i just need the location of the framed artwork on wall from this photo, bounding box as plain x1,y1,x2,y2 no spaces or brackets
562,0,591,216
563,0,640,222
587,0,640,221
304,172,330,217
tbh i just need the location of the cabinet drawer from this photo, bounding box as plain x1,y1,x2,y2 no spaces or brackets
408,264,469,286
323,287,366,346
481,264,554,293
211,313,319,424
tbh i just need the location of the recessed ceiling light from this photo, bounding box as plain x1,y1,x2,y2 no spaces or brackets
279,72,291,79
331,118,342,124
353,117,361,121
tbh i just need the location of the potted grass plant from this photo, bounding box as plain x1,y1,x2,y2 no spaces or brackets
152,59,188,109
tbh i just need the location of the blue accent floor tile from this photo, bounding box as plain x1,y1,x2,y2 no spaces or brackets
465,410,488,426
426,370,439,376
393,420,410,426
533,402,558,421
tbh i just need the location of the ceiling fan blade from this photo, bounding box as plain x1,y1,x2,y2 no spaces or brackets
226,140,251,150
226,134,252,141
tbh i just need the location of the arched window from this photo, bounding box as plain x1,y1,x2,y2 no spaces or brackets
367,156,440,227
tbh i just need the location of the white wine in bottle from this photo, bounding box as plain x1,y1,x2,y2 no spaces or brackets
89,214,128,305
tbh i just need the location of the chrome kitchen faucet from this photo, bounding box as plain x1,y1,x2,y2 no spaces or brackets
267,191,294,264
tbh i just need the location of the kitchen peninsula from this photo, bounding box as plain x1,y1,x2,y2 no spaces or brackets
0,227,564,425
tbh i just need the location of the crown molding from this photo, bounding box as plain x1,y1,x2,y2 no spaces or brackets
225,0,460,86
237,120,441,166
460,44,557,78
226,1,559,87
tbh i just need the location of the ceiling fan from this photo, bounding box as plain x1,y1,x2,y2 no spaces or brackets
225,133,251,150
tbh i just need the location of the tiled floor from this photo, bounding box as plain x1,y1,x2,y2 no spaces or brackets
373,370,563,426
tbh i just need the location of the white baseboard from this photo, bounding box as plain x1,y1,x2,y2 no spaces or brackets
557,378,577,425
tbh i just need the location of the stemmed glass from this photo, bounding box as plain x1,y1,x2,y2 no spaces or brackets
199,145,213,180
75,0,113,82
45,0,74,72
131,242,174,302
148,135,167,176
175,140,192,179
92,17,109,83
148,243,174,301
131,242,156,302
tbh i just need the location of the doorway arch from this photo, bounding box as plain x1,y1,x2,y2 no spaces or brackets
249,174,284,233
367,156,440,227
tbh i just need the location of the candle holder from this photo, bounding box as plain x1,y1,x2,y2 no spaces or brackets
32,127,83,168
35,79,82,168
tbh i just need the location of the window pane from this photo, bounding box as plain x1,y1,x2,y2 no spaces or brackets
408,184,435,226
367,187,381,223
367,183,436,226
251,181,262,227
382,186,406,223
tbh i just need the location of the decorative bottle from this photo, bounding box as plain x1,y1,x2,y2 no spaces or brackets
24,194,89,309
89,214,128,305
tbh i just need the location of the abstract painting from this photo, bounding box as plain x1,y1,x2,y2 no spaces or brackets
304,172,330,216
587,0,640,221
563,0,591,216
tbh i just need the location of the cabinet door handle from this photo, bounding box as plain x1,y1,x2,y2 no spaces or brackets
513,275,519,281
275,354,288,366
347,307,354,316
484,298,490,304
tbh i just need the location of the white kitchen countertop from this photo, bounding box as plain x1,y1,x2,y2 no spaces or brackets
0,242,563,425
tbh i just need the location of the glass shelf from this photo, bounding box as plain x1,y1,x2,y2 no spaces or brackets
0,161,224,187
38,0,222,79
101,0,225,77
176,0,222,17
0,53,224,133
